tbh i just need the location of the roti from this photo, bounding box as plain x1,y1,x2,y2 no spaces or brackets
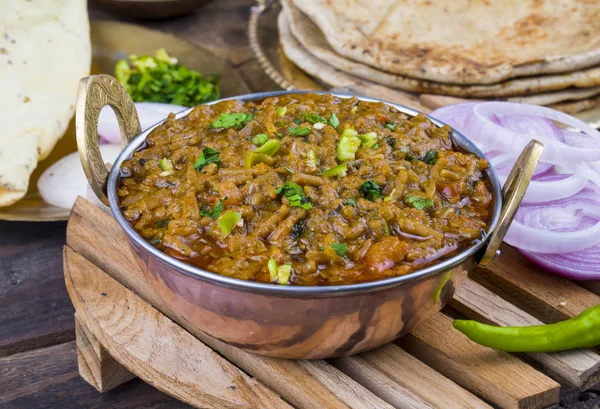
280,10,600,109
284,0,600,98
291,0,600,85
0,0,91,206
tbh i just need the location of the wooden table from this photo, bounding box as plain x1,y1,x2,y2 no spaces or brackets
0,2,598,408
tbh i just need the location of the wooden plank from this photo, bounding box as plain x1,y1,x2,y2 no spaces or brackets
65,198,401,409
64,247,291,409
473,244,600,323
0,341,192,408
333,343,492,409
400,312,560,409
450,279,600,389
0,220,74,356
75,316,136,392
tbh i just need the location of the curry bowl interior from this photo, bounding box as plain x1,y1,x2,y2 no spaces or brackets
107,90,502,296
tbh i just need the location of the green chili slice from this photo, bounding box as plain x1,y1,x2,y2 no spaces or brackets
255,139,281,156
321,163,347,177
218,211,241,237
337,128,361,161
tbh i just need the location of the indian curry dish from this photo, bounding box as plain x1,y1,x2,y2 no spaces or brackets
118,93,493,286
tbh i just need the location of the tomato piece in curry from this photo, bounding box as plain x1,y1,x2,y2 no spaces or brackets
118,94,493,286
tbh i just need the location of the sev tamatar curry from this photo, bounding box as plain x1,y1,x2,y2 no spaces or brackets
118,93,493,286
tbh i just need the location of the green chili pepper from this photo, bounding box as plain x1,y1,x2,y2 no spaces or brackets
453,303,600,353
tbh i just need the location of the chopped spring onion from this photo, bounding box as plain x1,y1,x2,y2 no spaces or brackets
384,122,395,131
244,152,275,168
337,128,361,161
158,158,173,172
284,167,295,174
329,113,340,128
322,163,347,177
405,195,434,210
268,258,292,285
288,126,311,137
252,133,269,146
255,139,281,156
218,211,241,237
276,106,287,117
194,147,221,171
307,150,317,170
401,148,416,161
359,132,378,149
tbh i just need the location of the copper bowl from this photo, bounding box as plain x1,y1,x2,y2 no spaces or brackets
76,75,542,359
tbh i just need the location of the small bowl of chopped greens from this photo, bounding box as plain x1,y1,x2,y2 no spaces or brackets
115,49,220,106
91,0,212,20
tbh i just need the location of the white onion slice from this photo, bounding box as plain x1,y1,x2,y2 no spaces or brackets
498,171,589,203
38,145,122,210
97,102,187,144
520,246,600,280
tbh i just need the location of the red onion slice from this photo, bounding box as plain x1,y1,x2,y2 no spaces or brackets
520,246,600,280
505,184,600,253
97,102,187,144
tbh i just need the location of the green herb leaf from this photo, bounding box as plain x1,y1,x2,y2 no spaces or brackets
194,147,221,171
329,113,340,128
276,181,312,209
303,112,327,124
210,113,253,130
343,198,357,207
384,122,396,131
252,133,269,146
218,211,242,237
405,195,434,210
330,243,348,257
254,139,281,156
115,49,219,106
422,150,438,165
200,197,227,220
288,126,311,137
385,136,396,148
401,148,416,162
359,180,382,201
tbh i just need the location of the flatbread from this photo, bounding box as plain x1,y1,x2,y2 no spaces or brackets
284,0,600,98
0,0,91,206
292,0,600,85
550,95,600,114
279,11,600,110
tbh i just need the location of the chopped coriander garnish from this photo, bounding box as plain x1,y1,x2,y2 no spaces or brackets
359,180,381,201
115,49,219,106
158,158,173,172
343,198,357,207
337,128,361,161
401,148,416,162
303,112,327,124
210,113,253,130
405,195,434,210
276,106,287,117
422,150,438,165
288,126,311,137
385,136,396,148
252,133,269,146
150,237,162,245
194,147,221,171
275,181,312,209
293,118,302,125
330,243,348,258
329,113,340,128
384,122,396,131
358,132,378,149
268,258,292,285
321,163,347,177
218,211,242,237
284,167,295,174
200,197,227,220
255,139,281,156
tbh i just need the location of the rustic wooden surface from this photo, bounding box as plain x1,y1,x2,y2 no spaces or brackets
1,1,600,408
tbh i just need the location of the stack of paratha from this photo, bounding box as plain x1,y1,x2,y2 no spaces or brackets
278,0,600,113
0,0,91,206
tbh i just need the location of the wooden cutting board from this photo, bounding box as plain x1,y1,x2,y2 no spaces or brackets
63,198,600,409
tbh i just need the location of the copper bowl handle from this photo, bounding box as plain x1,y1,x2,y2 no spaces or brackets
478,139,544,266
76,74,141,205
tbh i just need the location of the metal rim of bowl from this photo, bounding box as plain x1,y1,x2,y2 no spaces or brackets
107,90,502,296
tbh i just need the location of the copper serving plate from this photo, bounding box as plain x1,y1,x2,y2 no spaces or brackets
0,20,248,222
76,74,542,359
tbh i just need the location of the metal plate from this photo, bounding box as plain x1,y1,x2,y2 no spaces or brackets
0,20,248,222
